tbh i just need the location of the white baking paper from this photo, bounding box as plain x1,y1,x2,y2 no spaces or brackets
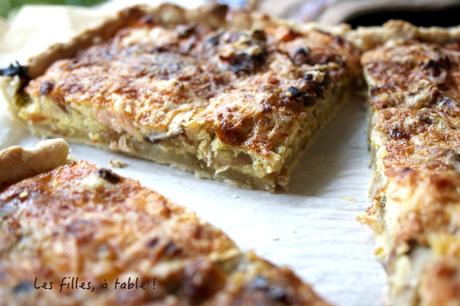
0,3,386,305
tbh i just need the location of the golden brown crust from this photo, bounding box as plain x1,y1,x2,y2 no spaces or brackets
24,23,354,152
26,6,148,79
2,3,359,191
0,138,69,187
348,20,460,51
362,40,460,111
362,32,460,306
372,108,460,177
0,153,329,306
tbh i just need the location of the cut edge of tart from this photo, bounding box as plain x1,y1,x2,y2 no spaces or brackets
359,25,460,306
0,3,360,192
0,139,331,306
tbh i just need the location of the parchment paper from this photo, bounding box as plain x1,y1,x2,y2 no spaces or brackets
0,3,386,305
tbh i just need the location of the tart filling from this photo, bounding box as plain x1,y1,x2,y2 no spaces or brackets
1,4,359,191
362,37,460,306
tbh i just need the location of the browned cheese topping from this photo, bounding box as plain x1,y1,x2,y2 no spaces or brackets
363,40,460,305
0,160,329,306
25,17,358,155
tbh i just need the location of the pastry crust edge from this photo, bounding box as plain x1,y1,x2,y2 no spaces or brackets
348,19,460,51
0,138,69,187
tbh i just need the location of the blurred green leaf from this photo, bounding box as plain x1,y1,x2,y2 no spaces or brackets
0,0,106,18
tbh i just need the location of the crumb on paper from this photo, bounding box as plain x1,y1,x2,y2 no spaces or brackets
343,195,356,203
273,237,280,241
67,155,78,162
374,247,384,256
110,159,128,168
232,194,239,199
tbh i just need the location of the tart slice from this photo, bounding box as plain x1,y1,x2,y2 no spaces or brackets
0,4,359,191
360,23,460,306
0,139,329,306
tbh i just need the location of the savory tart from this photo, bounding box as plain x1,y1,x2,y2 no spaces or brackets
0,139,330,306
359,22,460,306
0,3,359,192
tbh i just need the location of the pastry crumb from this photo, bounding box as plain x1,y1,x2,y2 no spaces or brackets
343,196,356,203
19,191,28,199
110,159,128,168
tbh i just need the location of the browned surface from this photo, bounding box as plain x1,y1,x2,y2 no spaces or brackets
363,41,460,111
24,11,358,155
0,160,329,306
363,40,460,178
420,258,460,306
372,108,460,177
363,39,460,305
